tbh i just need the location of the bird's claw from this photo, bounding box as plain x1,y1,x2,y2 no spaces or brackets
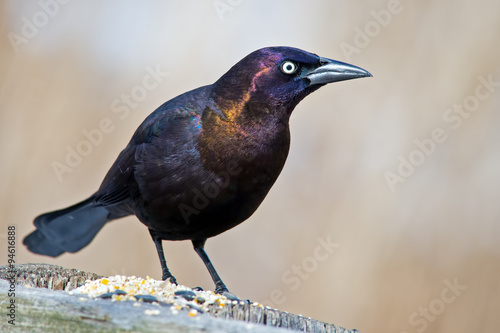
221,290,240,302
162,275,177,285
216,289,250,303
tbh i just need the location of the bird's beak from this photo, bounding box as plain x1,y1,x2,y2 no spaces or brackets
305,57,372,85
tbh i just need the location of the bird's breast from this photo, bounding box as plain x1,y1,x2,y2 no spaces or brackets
197,112,291,192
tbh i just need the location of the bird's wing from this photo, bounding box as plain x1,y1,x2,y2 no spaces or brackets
93,99,206,207
132,106,205,203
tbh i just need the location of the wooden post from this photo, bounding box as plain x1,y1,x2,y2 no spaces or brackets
1,263,359,333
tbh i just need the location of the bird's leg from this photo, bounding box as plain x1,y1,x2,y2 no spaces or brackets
149,230,177,284
192,239,227,293
192,239,240,301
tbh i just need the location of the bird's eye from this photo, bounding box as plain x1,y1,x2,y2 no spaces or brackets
280,61,298,75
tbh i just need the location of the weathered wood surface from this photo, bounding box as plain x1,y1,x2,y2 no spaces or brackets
0,263,359,333
1,263,102,291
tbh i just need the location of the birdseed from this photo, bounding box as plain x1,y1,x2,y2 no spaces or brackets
72,275,233,314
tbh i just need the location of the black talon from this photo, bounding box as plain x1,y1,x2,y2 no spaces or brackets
220,290,242,302
165,276,177,285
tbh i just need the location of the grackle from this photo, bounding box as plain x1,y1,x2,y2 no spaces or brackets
24,47,371,299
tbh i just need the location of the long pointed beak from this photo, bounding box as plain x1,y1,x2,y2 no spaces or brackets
305,57,372,85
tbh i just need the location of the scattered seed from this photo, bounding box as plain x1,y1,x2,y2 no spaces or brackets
174,290,197,301
98,289,127,299
195,296,206,304
135,295,158,303
71,275,231,313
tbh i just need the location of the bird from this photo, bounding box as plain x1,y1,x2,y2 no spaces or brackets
24,46,371,300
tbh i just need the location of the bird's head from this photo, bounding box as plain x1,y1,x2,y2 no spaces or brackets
211,46,372,122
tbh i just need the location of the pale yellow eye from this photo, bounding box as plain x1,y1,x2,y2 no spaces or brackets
281,61,298,75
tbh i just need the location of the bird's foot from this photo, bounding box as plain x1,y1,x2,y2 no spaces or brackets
162,275,177,285
215,288,250,303
191,286,250,303
220,290,240,302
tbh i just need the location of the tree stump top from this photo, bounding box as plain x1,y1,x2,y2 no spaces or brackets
0,263,359,333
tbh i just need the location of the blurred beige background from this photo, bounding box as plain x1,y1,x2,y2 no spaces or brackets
1,1,500,332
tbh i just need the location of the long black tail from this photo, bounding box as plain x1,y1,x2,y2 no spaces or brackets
23,197,111,257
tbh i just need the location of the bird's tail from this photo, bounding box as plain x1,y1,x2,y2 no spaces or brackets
23,197,111,257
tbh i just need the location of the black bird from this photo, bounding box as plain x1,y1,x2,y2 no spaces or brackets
24,47,371,299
